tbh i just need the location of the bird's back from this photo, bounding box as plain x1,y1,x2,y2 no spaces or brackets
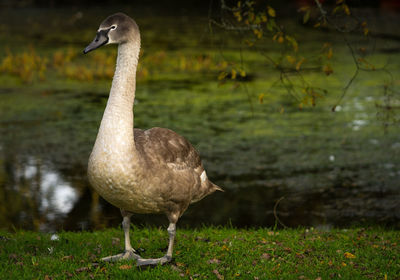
134,128,221,211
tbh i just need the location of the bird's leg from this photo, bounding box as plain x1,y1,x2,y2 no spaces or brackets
122,214,135,252
136,223,176,266
101,212,141,262
166,223,176,258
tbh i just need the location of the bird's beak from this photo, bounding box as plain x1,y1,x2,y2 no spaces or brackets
83,29,109,54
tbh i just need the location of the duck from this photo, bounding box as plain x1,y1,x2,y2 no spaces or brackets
83,12,223,266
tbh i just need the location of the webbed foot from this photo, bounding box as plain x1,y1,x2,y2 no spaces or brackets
136,255,172,266
101,249,141,262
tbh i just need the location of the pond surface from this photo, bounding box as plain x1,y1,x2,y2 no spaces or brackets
0,7,400,231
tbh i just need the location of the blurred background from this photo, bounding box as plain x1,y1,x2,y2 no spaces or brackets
0,0,399,232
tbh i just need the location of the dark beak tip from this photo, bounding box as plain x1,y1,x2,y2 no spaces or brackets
83,45,93,54
83,30,109,55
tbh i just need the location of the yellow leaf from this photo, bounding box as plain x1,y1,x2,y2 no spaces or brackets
296,58,305,71
314,22,321,28
119,264,132,270
327,47,333,59
261,238,267,244
260,13,267,22
221,244,230,251
218,71,227,80
341,262,347,266
258,93,264,104
303,10,310,24
298,6,310,12
332,6,341,14
239,70,246,77
344,252,356,259
278,36,284,43
323,64,333,75
231,69,237,79
322,42,331,49
220,61,228,69
343,4,351,15
286,35,298,52
286,55,296,65
267,6,276,17
244,39,254,47
253,28,263,39
61,255,74,261
233,11,242,22
248,11,255,22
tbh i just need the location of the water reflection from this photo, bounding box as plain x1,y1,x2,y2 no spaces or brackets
22,157,78,216
351,119,368,131
0,153,78,231
1,141,399,231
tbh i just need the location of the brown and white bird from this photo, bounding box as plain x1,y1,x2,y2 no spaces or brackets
84,12,222,266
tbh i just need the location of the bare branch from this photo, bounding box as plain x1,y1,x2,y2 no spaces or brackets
273,196,288,229
209,19,259,31
314,0,327,17
209,0,396,117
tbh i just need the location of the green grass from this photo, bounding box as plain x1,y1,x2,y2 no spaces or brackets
0,227,399,279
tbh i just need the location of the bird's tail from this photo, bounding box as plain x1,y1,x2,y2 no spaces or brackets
210,181,224,192
190,178,224,203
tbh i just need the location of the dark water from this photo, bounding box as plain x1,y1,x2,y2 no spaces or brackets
1,87,399,232
1,7,400,232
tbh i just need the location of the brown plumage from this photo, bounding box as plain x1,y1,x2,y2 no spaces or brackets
84,12,222,266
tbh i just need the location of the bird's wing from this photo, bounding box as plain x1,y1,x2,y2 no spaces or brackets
134,127,222,206
134,127,202,172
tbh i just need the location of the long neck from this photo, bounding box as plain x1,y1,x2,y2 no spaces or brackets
93,40,140,158
108,41,139,120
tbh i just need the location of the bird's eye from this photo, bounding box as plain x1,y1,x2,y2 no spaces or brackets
111,25,116,30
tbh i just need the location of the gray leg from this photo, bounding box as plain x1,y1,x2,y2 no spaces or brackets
122,215,134,252
101,212,141,262
136,223,176,266
166,223,176,259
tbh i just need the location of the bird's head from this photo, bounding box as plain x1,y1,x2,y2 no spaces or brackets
83,12,139,54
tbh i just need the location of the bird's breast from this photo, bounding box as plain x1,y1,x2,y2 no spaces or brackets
87,148,163,214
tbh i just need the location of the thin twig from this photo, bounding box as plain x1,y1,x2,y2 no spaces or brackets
209,19,260,31
332,33,359,111
314,0,327,17
239,41,254,116
273,196,288,229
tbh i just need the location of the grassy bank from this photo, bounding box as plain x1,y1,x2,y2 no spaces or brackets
0,227,398,279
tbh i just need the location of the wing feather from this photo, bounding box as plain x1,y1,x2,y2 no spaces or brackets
134,127,202,171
